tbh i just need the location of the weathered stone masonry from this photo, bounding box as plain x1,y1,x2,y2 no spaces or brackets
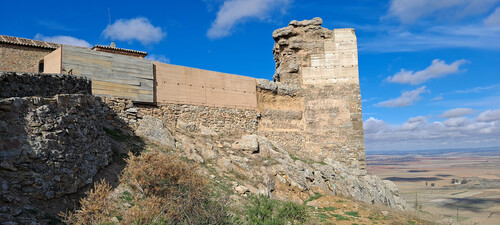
0,72,111,202
0,72,91,98
259,17,365,168
104,98,259,138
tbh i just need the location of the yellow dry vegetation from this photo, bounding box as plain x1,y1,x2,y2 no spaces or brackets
62,151,231,224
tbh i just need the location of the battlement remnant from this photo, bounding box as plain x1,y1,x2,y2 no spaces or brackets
260,17,365,168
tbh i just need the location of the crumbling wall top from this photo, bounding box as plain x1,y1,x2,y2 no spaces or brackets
0,72,91,98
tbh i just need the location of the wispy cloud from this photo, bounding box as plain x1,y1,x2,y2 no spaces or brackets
386,0,500,24
386,59,467,85
207,0,291,39
145,54,170,64
359,24,500,52
484,7,500,26
359,1,500,52
364,108,500,151
441,108,476,118
431,95,444,101
453,83,500,94
103,17,166,45
34,34,91,47
375,86,428,107
37,20,75,32
362,97,378,103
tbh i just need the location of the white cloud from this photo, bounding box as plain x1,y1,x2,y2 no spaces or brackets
34,34,91,47
359,1,500,52
443,117,470,127
145,54,170,64
476,109,500,122
387,0,500,24
103,17,165,45
441,108,476,118
485,7,500,26
207,0,291,39
364,117,388,133
400,116,427,130
364,108,500,151
386,59,467,85
375,86,428,107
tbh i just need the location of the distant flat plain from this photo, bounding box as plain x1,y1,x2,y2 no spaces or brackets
367,147,500,225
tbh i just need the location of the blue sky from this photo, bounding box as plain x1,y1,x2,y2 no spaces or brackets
2,0,500,151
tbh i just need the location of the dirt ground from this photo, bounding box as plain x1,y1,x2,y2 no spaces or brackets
367,151,500,225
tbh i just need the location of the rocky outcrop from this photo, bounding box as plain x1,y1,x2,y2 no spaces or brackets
135,115,175,149
132,115,408,210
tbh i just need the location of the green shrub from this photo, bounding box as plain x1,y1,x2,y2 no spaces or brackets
245,195,308,225
278,201,308,224
345,211,360,217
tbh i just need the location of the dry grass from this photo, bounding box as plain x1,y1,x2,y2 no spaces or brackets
62,151,233,224
62,179,115,224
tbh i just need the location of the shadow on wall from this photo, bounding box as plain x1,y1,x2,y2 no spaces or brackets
0,72,146,224
33,96,147,222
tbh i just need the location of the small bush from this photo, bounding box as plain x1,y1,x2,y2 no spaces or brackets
345,211,360,217
245,195,280,225
61,179,115,225
245,195,308,225
331,213,350,221
304,192,323,204
278,201,308,224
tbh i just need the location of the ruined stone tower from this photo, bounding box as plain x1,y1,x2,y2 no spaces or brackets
264,17,365,168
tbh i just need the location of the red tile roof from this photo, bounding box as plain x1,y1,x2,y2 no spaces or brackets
92,45,148,57
0,35,60,49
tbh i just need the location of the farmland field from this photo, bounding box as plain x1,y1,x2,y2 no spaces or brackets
367,148,500,225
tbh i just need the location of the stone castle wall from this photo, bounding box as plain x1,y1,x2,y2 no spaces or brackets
268,18,365,168
0,72,91,98
256,79,304,152
0,18,366,205
0,43,53,73
0,72,114,206
0,95,112,201
0,18,366,170
103,98,258,138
